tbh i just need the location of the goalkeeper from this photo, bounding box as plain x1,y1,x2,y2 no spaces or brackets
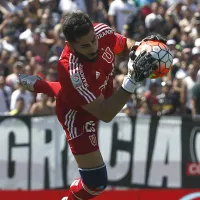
18,11,166,200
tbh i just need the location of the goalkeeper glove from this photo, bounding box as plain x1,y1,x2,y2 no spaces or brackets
122,51,158,93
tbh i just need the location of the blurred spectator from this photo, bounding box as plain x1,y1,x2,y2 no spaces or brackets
48,56,59,79
185,0,197,12
182,48,192,66
191,47,200,70
95,1,109,24
24,64,33,75
27,28,49,60
48,24,65,58
145,2,165,35
33,55,46,79
183,64,197,115
157,81,177,116
179,6,193,30
108,0,137,33
117,60,128,75
19,18,37,43
0,51,10,77
0,74,12,114
84,0,98,22
166,39,177,56
45,72,57,82
17,38,29,56
113,73,124,92
166,2,183,24
136,0,156,7
37,13,56,46
191,13,200,39
163,10,179,37
10,84,33,113
9,97,25,116
122,9,147,40
6,61,24,89
137,99,149,116
0,37,16,52
144,82,160,116
172,71,186,115
0,0,17,15
23,0,41,20
191,82,200,117
30,93,55,115
58,0,87,14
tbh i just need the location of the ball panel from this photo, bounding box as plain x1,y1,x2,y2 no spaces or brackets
135,40,173,79
150,51,159,60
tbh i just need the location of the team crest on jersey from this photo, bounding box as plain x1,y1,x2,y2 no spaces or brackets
70,73,83,88
102,47,114,63
89,134,97,146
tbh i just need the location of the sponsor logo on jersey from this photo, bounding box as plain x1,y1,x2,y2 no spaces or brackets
94,23,113,39
70,64,89,88
79,64,89,88
96,29,113,39
85,121,95,132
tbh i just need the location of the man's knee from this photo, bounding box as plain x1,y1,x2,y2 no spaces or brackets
79,163,108,192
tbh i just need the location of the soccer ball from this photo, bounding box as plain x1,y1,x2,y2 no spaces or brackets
135,40,173,79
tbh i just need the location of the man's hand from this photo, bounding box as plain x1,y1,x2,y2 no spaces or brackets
132,34,167,51
122,51,158,93
142,35,167,44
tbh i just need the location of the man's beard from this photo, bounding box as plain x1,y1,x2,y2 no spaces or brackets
74,50,99,62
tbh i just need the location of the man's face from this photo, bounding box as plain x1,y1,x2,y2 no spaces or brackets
33,33,40,42
192,54,200,64
69,29,98,62
162,86,169,94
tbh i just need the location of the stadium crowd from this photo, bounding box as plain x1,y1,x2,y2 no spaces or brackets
0,0,200,117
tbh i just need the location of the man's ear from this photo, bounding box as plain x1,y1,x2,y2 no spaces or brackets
66,41,74,52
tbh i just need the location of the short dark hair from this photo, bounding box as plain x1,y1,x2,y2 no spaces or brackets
62,11,93,42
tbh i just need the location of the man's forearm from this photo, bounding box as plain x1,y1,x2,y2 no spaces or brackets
122,38,136,56
99,87,131,122
126,38,136,51
34,80,61,98
99,39,136,121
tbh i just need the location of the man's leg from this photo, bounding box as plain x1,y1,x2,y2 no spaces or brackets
18,75,107,199
34,80,107,199
67,152,107,200
63,126,108,200
34,80,61,98
18,74,61,98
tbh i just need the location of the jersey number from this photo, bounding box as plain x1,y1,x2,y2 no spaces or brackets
102,47,114,63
